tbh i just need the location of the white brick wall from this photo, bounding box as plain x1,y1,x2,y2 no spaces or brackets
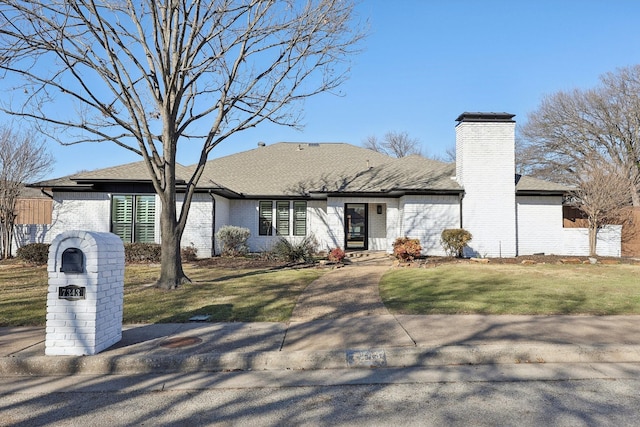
47,192,112,243
456,120,517,257
516,195,564,255
399,195,460,255
562,226,622,257
45,230,124,356
179,193,214,257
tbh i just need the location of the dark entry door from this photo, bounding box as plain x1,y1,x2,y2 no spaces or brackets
345,203,367,249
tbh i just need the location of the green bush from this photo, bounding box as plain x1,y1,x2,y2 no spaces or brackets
216,225,250,257
270,235,318,263
16,243,50,265
441,228,473,257
124,243,162,263
393,237,422,261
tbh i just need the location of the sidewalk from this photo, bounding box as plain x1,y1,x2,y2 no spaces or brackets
3,259,640,376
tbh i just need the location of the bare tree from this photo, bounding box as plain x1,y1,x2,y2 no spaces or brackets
0,126,53,259
363,131,422,157
568,160,631,256
519,64,640,206
429,145,455,163
0,0,363,289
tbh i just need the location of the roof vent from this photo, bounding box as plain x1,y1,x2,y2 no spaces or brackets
257,141,266,147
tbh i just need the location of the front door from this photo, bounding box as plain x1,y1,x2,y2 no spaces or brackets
345,203,368,250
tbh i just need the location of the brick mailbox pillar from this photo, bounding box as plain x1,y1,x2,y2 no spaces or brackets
46,230,125,356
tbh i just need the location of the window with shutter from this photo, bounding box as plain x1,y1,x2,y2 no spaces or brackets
259,201,273,236
111,195,156,243
135,195,156,243
112,195,133,242
293,201,307,236
276,201,290,235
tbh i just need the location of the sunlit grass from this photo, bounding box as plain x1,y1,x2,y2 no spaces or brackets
380,263,640,315
0,260,321,326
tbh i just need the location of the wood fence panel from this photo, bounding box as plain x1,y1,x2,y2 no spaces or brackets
14,198,53,225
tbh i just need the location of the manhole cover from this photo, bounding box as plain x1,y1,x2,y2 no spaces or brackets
160,337,203,348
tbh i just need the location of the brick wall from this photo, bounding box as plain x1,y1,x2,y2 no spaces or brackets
46,230,124,356
456,120,517,257
399,195,459,255
516,195,564,255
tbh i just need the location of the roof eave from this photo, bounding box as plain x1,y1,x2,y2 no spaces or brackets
516,190,566,196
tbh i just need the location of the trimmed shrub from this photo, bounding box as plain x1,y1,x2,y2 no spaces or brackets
124,243,162,263
124,242,199,263
270,235,318,263
216,226,250,257
181,244,199,262
328,247,346,263
393,237,422,261
16,243,50,265
441,228,473,257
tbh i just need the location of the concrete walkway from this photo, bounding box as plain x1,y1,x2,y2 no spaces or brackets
3,257,640,375
289,265,390,321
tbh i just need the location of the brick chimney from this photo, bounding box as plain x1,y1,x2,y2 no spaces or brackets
455,112,516,257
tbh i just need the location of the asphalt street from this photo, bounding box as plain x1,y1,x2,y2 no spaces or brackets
2,363,640,426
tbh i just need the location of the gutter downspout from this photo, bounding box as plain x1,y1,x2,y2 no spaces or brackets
208,191,216,257
40,188,54,199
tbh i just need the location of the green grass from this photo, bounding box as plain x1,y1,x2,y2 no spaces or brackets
380,263,640,315
0,261,321,326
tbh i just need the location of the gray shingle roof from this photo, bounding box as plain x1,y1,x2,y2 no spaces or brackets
31,143,568,196
515,175,569,193
199,143,395,196
341,155,460,193
32,161,191,187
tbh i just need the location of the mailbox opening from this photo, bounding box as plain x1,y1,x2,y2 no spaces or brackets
60,248,84,273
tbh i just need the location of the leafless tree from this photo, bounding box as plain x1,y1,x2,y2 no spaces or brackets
363,131,422,157
429,145,455,163
0,0,363,289
519,64,640,206
567,160,631,256
0,126,53,259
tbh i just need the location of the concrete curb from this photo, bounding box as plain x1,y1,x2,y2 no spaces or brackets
3,344,640,376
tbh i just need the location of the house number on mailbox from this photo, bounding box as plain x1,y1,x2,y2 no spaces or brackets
58,285,86,301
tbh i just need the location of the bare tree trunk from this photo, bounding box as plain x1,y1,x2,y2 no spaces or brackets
0,222,7,259
631,184,640,207
588,225,598,257
155,199,189,290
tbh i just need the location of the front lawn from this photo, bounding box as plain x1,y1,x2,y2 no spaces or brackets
0,261,322,326
380,263,640,315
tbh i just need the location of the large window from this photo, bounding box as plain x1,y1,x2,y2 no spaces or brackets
259,201,273,236
111,195,156,243
259,200,306,236
276,201,290,236
293,201,307,236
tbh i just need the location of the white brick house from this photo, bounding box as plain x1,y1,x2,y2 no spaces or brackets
27,112,622,258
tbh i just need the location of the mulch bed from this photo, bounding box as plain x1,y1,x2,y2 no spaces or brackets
192,256,299,270
190,254,640,270
412,254,640,267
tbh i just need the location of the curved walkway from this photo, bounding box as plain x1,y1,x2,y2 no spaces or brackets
283,261,417,351
289,265,391,322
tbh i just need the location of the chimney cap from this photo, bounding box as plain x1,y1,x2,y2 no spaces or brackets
456,112,515,123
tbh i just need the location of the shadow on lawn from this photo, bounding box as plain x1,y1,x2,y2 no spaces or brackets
156,304,235,323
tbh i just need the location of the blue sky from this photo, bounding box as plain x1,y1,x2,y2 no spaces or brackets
33,0,640,178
